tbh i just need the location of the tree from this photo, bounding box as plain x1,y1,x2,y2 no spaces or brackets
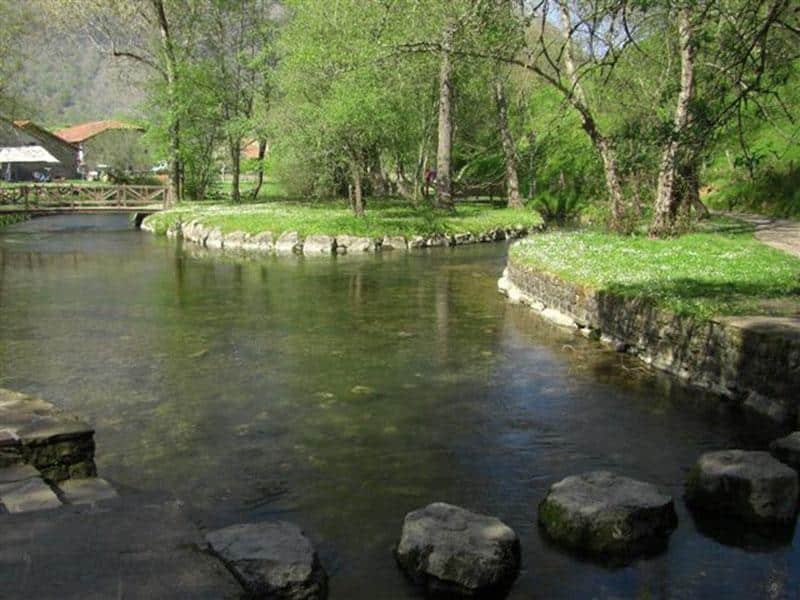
649,0,796,234
198,0,279,203
492,76,523,207
50,0,199,201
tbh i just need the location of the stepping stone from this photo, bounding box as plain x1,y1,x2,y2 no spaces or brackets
395,502,520,597
58,478,118,505
770,432,800,471
0,477,61,514
686,450,798,524
206,521,327,600
538,471,677,557
743,392,795,428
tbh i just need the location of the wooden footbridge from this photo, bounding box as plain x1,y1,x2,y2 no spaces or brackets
0,184,172,224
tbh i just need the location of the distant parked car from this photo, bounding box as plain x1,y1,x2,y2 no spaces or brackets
32,169,51,183
151,161,169,174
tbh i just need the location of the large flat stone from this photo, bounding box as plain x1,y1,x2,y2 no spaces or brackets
538,471,677,557
0,477,62,514
58,477,118,505
686,450,799,524
0,493,242,599
396,502,520,597
206,521,327,599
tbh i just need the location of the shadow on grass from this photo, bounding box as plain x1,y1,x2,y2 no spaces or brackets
602,278,800,320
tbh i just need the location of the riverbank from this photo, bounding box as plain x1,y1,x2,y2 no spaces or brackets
500,220,800,425
142,200,543,253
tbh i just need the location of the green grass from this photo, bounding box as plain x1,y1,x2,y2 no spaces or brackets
144,198,543,238
510,219,800,318
0,213,29,228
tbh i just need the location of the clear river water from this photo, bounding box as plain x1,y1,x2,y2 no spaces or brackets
0,214,798,599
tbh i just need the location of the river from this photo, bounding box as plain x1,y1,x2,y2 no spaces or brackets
0,214,797,599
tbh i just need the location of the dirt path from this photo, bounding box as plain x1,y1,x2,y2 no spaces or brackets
730,213,800,258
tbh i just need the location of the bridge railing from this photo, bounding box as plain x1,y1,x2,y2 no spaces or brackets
0,184,173,209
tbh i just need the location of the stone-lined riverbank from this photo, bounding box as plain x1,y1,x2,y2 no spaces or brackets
499,259,800,427
143,218,533,255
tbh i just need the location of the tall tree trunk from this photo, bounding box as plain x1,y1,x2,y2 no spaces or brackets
527,131,537,200
435,26,454,211
250,139,268,201
493,79,523,208
558,3,625,227
229,137,241,203
351,161,364,217
682,158,709,218
651,8,695,236
152,0,182,202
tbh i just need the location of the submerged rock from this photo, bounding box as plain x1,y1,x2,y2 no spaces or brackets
395,502,520,597
686,450,798,524
770,432,800,471
742,392,795,429
538,471,677,557
58,477,118,506
540,308,577,329
206,521,327,599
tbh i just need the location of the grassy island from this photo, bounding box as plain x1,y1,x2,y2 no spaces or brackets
509,219,800,319
144,200,543,239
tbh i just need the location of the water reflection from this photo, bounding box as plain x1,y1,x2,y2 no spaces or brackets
0,214,798,599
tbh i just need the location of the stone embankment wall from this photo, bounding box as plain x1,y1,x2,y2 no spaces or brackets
142,219,533,255
500,260,800,426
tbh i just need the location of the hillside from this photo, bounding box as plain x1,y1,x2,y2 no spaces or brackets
7,15,147,126
702,65,800,218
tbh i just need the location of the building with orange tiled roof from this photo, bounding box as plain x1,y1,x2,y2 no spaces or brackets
0,118,82,181
55,120,150,176
13,120,80,179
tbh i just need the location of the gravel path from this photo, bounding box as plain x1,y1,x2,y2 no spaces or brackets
731,213,800,258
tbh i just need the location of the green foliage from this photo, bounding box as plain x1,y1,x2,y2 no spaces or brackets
703,63,800,217
510,219,800,318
